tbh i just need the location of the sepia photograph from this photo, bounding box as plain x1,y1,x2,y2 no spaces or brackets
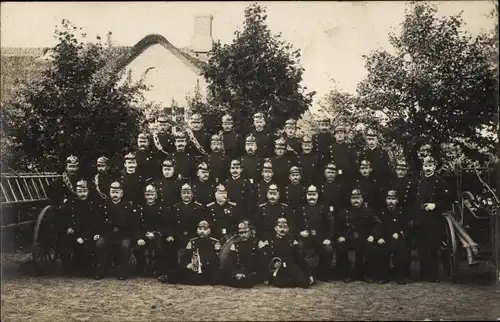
1,1,499,321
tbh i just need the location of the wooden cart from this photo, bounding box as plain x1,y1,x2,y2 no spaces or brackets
1,171,61,275
441,167,499,283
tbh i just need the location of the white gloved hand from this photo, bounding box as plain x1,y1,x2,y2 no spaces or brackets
367,236,374,242
166,236,174,242
93,234,100,241
424,203,436,211
137,239,146,246
377,239,386,245
76,237,84,244
146,232,155,240
337,237,346,243
67,228,74,235
392,233,399,240
300,230,309,238
322,239,331,245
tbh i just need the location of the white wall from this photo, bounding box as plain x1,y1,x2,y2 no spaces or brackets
122,43,207,109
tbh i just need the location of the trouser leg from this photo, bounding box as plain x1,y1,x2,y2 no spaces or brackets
153,237,165,275
94,237,108,278
134,245,147,276
117,238,131,278
393,238,409,281
417,226,431,280
335,243,352,279
354,244,365,280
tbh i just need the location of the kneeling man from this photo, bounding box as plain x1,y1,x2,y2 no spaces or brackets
226,221,263,288
260,217,314,288
165,220,222,285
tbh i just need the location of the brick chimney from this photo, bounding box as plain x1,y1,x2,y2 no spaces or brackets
189,14,214,54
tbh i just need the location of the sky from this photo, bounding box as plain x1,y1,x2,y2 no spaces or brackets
1,1,496,110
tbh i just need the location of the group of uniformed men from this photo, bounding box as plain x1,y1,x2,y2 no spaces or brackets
48,112,451,288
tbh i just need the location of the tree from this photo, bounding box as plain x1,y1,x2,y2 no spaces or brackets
356,2,498,172
203,2,315,134
5,20,147,175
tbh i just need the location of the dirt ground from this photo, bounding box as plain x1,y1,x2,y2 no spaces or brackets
1,256,499,321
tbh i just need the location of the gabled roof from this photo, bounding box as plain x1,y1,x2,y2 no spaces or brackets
113,34,206,74
1,34,207,105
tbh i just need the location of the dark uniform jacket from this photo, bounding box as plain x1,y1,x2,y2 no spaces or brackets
207,201,239,238
59,198,99,240
372,205,409,240
155,176,183,209
92,172,114,204
415,174,451,227
135,148,157,181
295,203,333,241
225,176,254,221
47,172,80,208
250,129,273,157
192,179,216,208
172,201,206,243
166,151,195,180
206,152,229,183
222,130,243,161
186,130,210,159
153,132,176,156
283,183,306,213
136,202,166,238
240,154,262,183
270,155,292,185
99,200,141,240
297,153,319,185
284,136,302,158
334,206,379,241
359,147,391,180
319,179,347,213
390,176,417,210
256,202,293,240
313,132,333,166
228,237,262,276
118,171,145,206
329,142,358,177
180,236,221,270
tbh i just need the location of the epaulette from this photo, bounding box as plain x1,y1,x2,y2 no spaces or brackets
228,201,236,206
207,202,215,207
259,203,268,207
230,244,236,251
210,237,219,242
280,202,288,206
194,201,202,206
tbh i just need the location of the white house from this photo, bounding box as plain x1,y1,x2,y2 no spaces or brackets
116,14,213,112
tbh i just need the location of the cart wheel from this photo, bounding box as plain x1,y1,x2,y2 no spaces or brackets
442,214,459,283
32,205,57,276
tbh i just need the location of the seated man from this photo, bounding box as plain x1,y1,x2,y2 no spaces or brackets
134,184,166,277
334,189,380,283
225,221,263,288
165,220,222,285
94,181,142,280
260,218,314,288
369,190,409,285
57,179,97,276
